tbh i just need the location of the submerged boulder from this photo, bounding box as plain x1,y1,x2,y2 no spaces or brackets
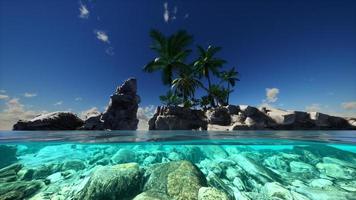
13,112,83,130
77,163,142,200
142,160,207,200
0,180,42,200
148,106,207,130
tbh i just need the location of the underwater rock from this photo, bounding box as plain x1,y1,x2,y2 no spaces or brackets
13,112,83,130
294,186,352,200
206,107,231,126
289,161,317,177
309,178,333,189
101,78,140,130
62,160,86,171
77,163,142,200
133,191,171,200
143,160,207,200
231,153,282,183
0,145,18,169
198,187,229,200
262,182,294,200
316,163,355,180
148,106,207,130
33,164,58,179
263,155,289,172
0,163,23,182
0,180,42,200
293,145,356,163
206,173,235,199
111,148,136,164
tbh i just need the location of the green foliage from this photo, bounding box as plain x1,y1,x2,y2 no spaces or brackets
159,90,182,106
143,29,193,85
144,30,240,108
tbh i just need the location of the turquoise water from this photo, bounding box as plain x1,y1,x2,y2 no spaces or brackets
0,131,356,200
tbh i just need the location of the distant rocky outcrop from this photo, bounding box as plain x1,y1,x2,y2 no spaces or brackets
13,78,140,131
13,112,84,130
148,106,207,130
80,78,140,130
149,105,356,130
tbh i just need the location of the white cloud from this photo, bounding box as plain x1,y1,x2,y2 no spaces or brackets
341,101,356,110
163,2,169,22
79,3,90,19
94,30,110,44
266,88,279,103
24,92,37,98
0,94,9,100
54,101,63,106
305,104,321,112
0,98,45,130
137,105,156,130
0,90,6,93
75,97,83,101
80,107,101,120
163,2,179,22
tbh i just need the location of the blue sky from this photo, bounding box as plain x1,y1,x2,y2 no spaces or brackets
0,0,355,129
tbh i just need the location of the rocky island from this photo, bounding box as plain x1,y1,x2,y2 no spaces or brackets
12,78,356,131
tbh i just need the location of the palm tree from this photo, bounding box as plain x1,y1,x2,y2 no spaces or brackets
208,84,231,106
220,67,239,104
171,66,203,107
159,90,182,106
194,45,226,107
143,29,193,86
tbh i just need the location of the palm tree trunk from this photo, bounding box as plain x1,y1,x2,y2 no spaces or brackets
227,83,230,105
207,73,216,107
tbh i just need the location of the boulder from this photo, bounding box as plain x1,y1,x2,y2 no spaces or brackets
206,107,231,126
13,112,83,130
77,163,142,200
81,114,104,130
262,182,294,200
0,180,42,200
143,160,207,200
101,78,140,130
198,187,229,200
0,145,18,168
149,106,207,130
266,108,296,126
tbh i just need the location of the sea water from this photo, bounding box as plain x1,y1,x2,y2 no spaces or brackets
0,131,355,200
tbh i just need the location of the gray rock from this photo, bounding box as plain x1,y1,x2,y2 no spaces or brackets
13,112,83,130
101,78,140,130
231,153,282,183
62,160,86,171
290,161,317,177
198,187,229,200
111,148,136,164
149,106,207,130
77,163,142,200
225,105,240,115
0,180,42,200
262,182,294,200
143,160,207,200
206,107,231,126
316,162,355,180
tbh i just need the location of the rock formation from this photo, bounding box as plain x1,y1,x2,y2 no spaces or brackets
148,105,356,130
148,106,207,130
100,78,140,130
13,112,83,130
81,78,140,130
13,78,140,130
